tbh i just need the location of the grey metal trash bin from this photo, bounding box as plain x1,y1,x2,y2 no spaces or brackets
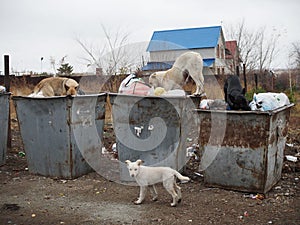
196,104,294,193
109,93,198,181
0,93,10,166
13,94,106,179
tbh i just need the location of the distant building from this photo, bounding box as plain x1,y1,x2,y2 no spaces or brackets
225,40,241,75
142,25,227,75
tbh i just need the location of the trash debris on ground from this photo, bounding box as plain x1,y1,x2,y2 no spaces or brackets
243,193,265,200
2,203,21,211
18,151,26,157
285,155,298,162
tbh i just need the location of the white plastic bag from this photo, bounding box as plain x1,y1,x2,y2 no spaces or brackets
249,92,290,111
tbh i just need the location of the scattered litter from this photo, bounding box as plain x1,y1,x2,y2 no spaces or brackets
18,151,26,157
194,172,203,177
187,138,193,142
112,143,117,152
2,203,20,211
285,155,298,162
102,147,108,155
31,213,36,218
186,146,198,160
286,143,294,147
243,193,265,200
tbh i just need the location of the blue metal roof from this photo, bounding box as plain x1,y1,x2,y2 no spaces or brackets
142,58,215,71
147,26,222,52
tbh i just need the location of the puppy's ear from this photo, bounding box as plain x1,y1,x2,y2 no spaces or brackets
136,159,144,166
125,160,131,165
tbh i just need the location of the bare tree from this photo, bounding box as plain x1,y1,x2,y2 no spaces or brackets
291,42,300,70
76,25,142,75
226,20,280,73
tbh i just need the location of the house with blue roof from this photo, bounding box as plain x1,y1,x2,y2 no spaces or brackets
142,26,227,76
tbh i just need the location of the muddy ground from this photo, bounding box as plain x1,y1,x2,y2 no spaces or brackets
0,111,299,225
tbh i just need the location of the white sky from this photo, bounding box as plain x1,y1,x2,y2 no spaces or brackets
0,0,299,74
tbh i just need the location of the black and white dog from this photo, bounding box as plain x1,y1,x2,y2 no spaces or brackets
224,75,250,110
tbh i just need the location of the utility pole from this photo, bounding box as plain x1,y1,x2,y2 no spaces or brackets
4,55,11,148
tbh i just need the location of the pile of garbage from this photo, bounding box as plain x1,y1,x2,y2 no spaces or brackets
118,74,186,97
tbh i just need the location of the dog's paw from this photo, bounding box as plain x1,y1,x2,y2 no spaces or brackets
170,202,177,207
134,200,142,205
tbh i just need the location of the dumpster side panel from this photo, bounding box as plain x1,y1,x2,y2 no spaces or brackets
14,98,72,177
70,94,107,176
264,108,291,192
200,111,269,192
13,95,107,179
0,94,10,166
198,105,293,193
110,94,191,181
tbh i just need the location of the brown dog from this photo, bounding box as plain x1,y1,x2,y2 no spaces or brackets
28,77,79,97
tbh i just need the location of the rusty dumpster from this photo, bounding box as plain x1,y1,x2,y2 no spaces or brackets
13,94,106,179
109,93,198,181
196,104,294,193
0,93,10,166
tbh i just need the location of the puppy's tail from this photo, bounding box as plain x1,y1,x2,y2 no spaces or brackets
174,171,190,182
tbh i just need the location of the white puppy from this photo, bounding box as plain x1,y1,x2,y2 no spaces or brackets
149,52,205,96
125,159,190,207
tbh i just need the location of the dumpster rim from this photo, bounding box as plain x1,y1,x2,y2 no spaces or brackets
194,103,294,115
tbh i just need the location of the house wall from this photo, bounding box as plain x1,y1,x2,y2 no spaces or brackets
149,48,216,63
147,27,228,76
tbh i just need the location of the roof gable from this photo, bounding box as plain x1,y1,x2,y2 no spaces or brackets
147,26,222,52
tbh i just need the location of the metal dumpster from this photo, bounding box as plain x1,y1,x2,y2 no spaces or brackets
196,104,294,193
0,93,10,166
13,94,107,179
109,93,199,181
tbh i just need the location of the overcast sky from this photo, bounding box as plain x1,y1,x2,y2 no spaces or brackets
0,0,299,74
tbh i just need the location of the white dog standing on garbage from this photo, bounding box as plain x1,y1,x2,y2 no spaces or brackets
149,52,205,96
125,159,190,207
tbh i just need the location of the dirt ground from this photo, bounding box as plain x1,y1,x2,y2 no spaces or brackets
1,107,300,225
